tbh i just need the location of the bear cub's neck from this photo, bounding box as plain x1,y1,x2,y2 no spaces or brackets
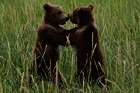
44,18,61,28
77,19,95,28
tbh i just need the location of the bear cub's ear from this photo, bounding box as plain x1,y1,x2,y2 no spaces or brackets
43,3,52,11
88,5,94,11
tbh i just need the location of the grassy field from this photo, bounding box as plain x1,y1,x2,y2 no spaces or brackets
0,0,140,93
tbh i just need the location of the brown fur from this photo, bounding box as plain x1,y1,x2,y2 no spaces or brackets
32,3,68,85
69,5,106,87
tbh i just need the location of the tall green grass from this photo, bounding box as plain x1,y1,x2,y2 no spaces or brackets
0,0,140,93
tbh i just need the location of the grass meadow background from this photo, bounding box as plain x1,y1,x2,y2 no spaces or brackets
0,0,140,93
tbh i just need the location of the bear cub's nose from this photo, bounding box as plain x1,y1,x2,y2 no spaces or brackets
65,16,69,21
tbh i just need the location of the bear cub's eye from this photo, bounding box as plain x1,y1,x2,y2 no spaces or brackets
58,11,62,14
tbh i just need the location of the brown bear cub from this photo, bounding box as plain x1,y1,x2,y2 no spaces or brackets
69,5,106,87
32,3,69,85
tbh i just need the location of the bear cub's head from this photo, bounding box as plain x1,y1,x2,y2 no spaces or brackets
70,5,94,26
43,3,69,25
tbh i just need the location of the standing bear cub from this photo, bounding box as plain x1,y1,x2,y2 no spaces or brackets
32,3,69,85
69,5,106,87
